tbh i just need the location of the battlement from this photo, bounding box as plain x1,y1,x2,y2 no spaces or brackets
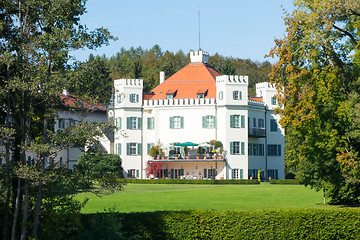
114,78,143,88
190,50,209,63
248,99,265,109
216,75,248,85
144,97,216,107
256,82,276,90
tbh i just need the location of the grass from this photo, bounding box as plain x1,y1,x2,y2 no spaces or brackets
75,183,336,214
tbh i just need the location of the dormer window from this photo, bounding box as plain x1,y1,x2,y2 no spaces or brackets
166,89,177,99
197,89,208,99
233,91,242,100
130,94,139,103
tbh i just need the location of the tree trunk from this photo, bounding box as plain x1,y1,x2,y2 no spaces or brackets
20,181,29,240
11,178,21,240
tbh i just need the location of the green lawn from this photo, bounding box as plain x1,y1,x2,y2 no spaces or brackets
76,183,335,213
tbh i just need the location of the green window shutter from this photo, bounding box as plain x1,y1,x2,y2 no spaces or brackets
233,91,236,100
165,169,168,177
147,118,151,129
240,169,243,179
204,169,207,178
241,115,245,128
240,91,242,100
170,117,174,129
127,143,130,155
230,115,235,128
213,116,217,128
118,143,122,155
170,169,174,179
119,117,122,129
137,143,142,155
232,169,234,179
137,117,142,130
127,117,130,129
136,169,139,178
241,142,245,155
136,94,139,103
151,117,154,129
180,169,184,176
268,145,271,156
278,145,281,156
202,116,206,128
230,142,234,155
127,170,130,176
147,143,151,155
180,117,184,128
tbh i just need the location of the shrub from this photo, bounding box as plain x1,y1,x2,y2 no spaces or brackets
269,179,300,184
125,179,259,185
79,209,360,240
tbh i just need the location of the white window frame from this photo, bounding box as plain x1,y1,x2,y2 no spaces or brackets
59,119,65,129
173,116,181,129
130,117,137,130
130,93,138,103
129,143,137,155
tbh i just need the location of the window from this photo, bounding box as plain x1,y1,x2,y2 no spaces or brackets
58,119,65,129
130,93,139,103
233,90,242,100
230,141,245,155
197,93,204,99
268,144,281,156
230,115,245,128
249,169,262,179
248,144,264,156
202,115,216,128
258,119,265,128
147,117,155,129
170,116,184,129
253,118,257,128
127,142,142,155
270,119,277,132
271,96,277,105
128,169,139,178
159,169,168,178
170,169,184,179
127,117,142,130
267,169,279,179
166,94,173,99
219,91,223,100
69,119,76,126
115,143,122,155
115,117,122,129
59,157,63,167
232,169,243,179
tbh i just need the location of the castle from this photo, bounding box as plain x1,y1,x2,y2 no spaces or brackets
107,50,284,180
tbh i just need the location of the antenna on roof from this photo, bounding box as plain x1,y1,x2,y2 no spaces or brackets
198,6,201,51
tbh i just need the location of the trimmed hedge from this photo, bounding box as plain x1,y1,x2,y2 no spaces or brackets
125,179,260,184
119,209,360,239
269,179,300,184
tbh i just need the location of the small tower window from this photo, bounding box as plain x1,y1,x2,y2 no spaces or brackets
197,93,204,99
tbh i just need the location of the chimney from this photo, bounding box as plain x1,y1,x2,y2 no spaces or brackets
160,71,165,84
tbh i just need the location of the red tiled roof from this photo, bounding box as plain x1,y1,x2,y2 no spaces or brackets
148,62,221,100
61,94,106,112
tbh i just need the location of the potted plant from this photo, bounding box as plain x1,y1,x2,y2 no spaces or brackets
175,154,179,160
149,146,158,159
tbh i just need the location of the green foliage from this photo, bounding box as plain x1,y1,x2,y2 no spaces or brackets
125,179,259,185
76,153,125,191
77,209,360,240
269,179,300,185
269,0,360,204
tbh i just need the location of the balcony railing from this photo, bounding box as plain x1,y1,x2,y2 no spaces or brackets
248,128,266,138
148,154,225,162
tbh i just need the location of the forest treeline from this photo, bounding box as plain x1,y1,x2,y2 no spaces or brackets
78,45,272,98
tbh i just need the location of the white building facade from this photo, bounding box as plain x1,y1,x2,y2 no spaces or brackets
108,50,285,180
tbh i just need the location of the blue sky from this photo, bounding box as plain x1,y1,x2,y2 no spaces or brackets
73,0,295,63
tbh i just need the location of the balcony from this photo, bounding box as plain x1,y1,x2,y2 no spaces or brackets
248,128,266,138
148,154,225,163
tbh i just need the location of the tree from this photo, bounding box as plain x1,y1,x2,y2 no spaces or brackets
76,153,125,192
268,0,360,204
0,0,115,239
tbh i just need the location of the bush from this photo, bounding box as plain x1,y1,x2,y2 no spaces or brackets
269,179,300,184
79,209,360,240
125,179,259,184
